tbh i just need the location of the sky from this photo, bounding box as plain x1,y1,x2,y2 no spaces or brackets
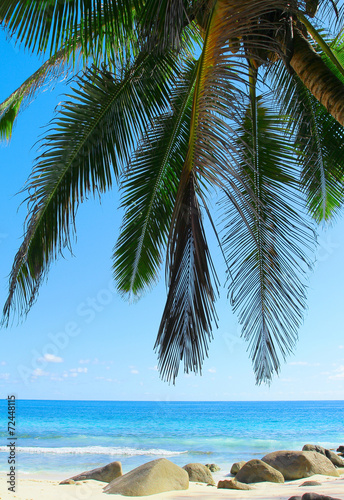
0,30,344,402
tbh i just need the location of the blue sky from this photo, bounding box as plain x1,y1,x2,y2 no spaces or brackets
0,31,344,401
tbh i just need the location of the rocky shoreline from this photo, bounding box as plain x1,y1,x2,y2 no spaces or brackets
57,443,344,498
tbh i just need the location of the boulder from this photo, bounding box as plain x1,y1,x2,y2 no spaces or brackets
205,463,220,472
302,494,342,500
182,463,215,485
325,450,344,467
60,461,122,484
230,461,246,475
235,459,284,484
262,451,340,480
217,478,253,490
103,458,189,496
303,445,327,456
336,446,344,453
302,444,344,467
300,481,322,487
288,496,342,500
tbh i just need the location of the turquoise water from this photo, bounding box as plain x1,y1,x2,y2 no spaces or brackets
0,400,343,475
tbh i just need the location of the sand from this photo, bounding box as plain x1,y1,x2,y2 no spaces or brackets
1,471,344,500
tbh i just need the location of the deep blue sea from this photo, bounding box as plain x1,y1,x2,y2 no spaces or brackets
0,400,343,476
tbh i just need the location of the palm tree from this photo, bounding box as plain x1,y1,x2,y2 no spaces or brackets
1,0,344,384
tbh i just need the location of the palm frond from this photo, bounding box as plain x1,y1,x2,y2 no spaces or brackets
0,0,137,57
139,0,197,51
2,51,180,325
0,46,74,142
270,61,344,222
155,173,219,383
220,95,314,384
0,98,22,141
113,58,198,298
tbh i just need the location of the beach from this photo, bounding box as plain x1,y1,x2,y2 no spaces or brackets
1,400,344,499
2,470,344,499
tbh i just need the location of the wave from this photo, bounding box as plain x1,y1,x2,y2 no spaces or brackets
0,446,188,457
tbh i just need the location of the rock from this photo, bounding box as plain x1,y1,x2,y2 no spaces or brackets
262,451,340,480
300,481,322,486
59,479,75,485
217,478,253,490
325,450,344,467
60,461,122,484
302,494,342,500
303,444,327,456
182,463,215,485
103,458,189,496
230,461,246,475
338,453,344,457
288,496,341,500
302,444,344,467
336,446,344,453
205,463,220,472
235,459,284,484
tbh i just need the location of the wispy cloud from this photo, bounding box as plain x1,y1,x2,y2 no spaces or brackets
208,368,216,373
0,373,10,380
329,365,344,380
32,368,49,377
288,361,320,367
40,353,63,363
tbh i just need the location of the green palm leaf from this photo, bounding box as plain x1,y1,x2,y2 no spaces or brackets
2,51,181,325
113,58,198,298
270,62,344,222
0,46,75,142
221,95,314,383
0,0,136,57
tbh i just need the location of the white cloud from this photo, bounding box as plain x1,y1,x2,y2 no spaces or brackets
329,365,344,380
131,369,139,375
208,368,216,373
148,365,158,371
339,345,344,349
70,367,88,374
1,361,6,366
41,353,63,363
79,359,90,364
0,373,10,380
289,361,320,367
32,368,49,377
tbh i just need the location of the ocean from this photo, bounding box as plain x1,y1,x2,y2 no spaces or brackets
0,400,343,476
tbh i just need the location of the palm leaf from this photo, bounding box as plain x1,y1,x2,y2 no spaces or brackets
220,95,314,383
113,58,198,298
2,51,181,325
0,0,136,57
269,61,344,222
0,98,22,141
0,46,74,142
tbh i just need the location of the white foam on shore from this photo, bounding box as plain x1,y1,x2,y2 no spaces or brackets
0,445,187,456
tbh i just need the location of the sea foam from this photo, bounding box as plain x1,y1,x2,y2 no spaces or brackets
0,446,187,456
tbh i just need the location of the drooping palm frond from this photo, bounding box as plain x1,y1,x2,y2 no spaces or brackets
139,0,198,51
2,51,181,326
114,58,198,298
0,98,22,141
156,172,219,383
220,92,314,384
155,0,288,383
0,0,137,57
270,61,344,222
0,46,75,142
